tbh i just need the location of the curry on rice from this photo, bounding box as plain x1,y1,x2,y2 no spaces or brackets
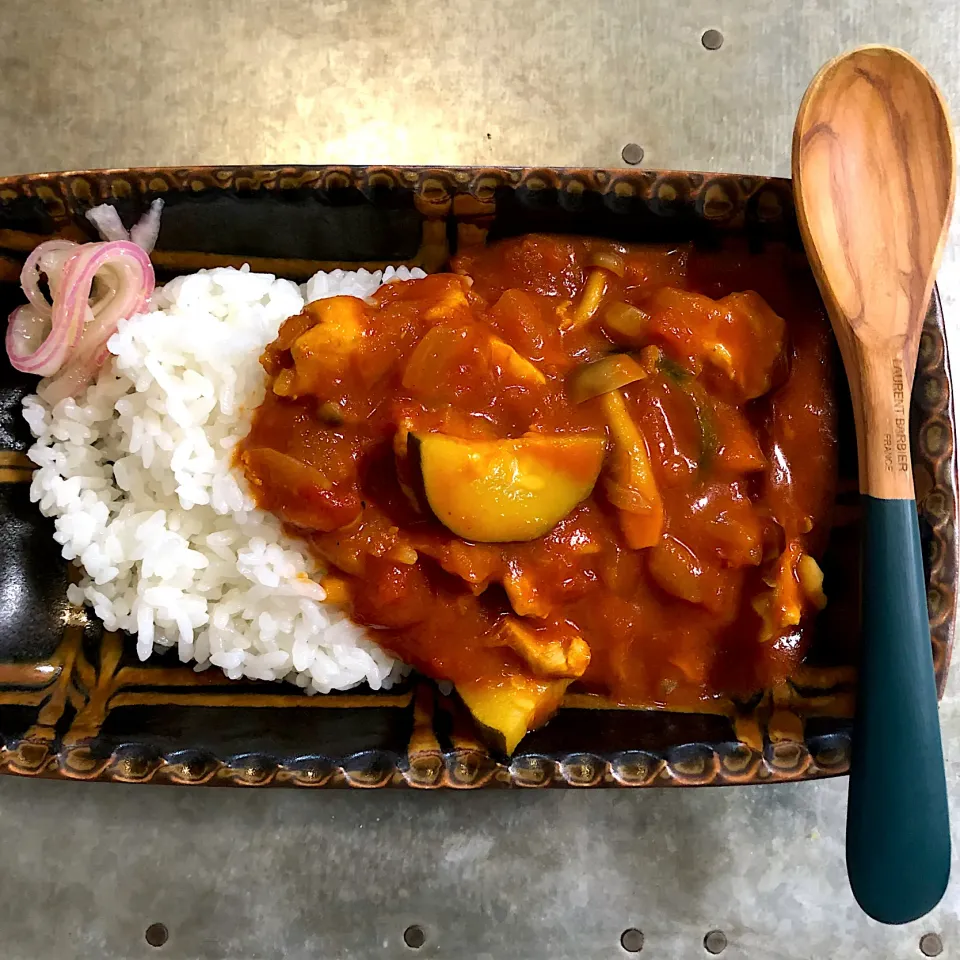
239,234,837,752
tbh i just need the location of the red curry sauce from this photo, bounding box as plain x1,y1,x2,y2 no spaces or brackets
239,235,837,751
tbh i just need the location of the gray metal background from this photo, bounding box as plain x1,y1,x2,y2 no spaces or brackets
2,1,960,957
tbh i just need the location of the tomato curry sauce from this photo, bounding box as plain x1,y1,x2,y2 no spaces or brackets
239,234,838,753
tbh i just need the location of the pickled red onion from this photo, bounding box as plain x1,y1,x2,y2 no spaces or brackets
19,239,78,317
5,202,162,397
6,242,90,376
6,237,155,394
40,241,155,402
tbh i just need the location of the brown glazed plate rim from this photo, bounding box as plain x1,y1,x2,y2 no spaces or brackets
0,164,955,788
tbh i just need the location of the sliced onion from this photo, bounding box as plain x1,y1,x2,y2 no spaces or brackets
85,204,129,242
70,241,155,342
37,352,102,405
130,199,164,253
6,289,87,376
86,199,164,253
19,239,78,317
6,305,54,364
7,197,162,399
40,241,154,399
7,239,154,392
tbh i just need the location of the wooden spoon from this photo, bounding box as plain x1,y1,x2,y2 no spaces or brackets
793,45,955,924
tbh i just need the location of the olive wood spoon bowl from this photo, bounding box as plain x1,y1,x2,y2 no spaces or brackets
793,45,955,924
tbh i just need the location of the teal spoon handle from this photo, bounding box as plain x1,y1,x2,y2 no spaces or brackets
846,495,950,923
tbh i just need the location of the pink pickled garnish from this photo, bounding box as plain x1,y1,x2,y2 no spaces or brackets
6,205,159,396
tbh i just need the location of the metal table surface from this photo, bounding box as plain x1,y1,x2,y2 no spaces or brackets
2,2,960,958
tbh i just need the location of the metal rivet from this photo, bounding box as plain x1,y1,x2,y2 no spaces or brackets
704,930,727,954
145,923,168,948
404,925,426,949
701,29,724,50
621,143,645,165
920,933,944,957
621,928,644,952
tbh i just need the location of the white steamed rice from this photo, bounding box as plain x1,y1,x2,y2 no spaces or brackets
23,263,424,694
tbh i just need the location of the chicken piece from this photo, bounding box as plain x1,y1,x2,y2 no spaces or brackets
458,674,572,755
716,291,786,398
768,542,803,634
413,537,502,594
644,287,786,401
494,618,590,680
424,285,470,323
503,563,550,617
273,297,368,398
753,542,827,642
261,311,314,376
798,553,828,610
600,390,663,549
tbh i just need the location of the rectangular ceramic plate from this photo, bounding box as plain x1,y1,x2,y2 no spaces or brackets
0,165,955,788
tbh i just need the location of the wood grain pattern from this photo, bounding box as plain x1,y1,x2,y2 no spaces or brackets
792,45,955,499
